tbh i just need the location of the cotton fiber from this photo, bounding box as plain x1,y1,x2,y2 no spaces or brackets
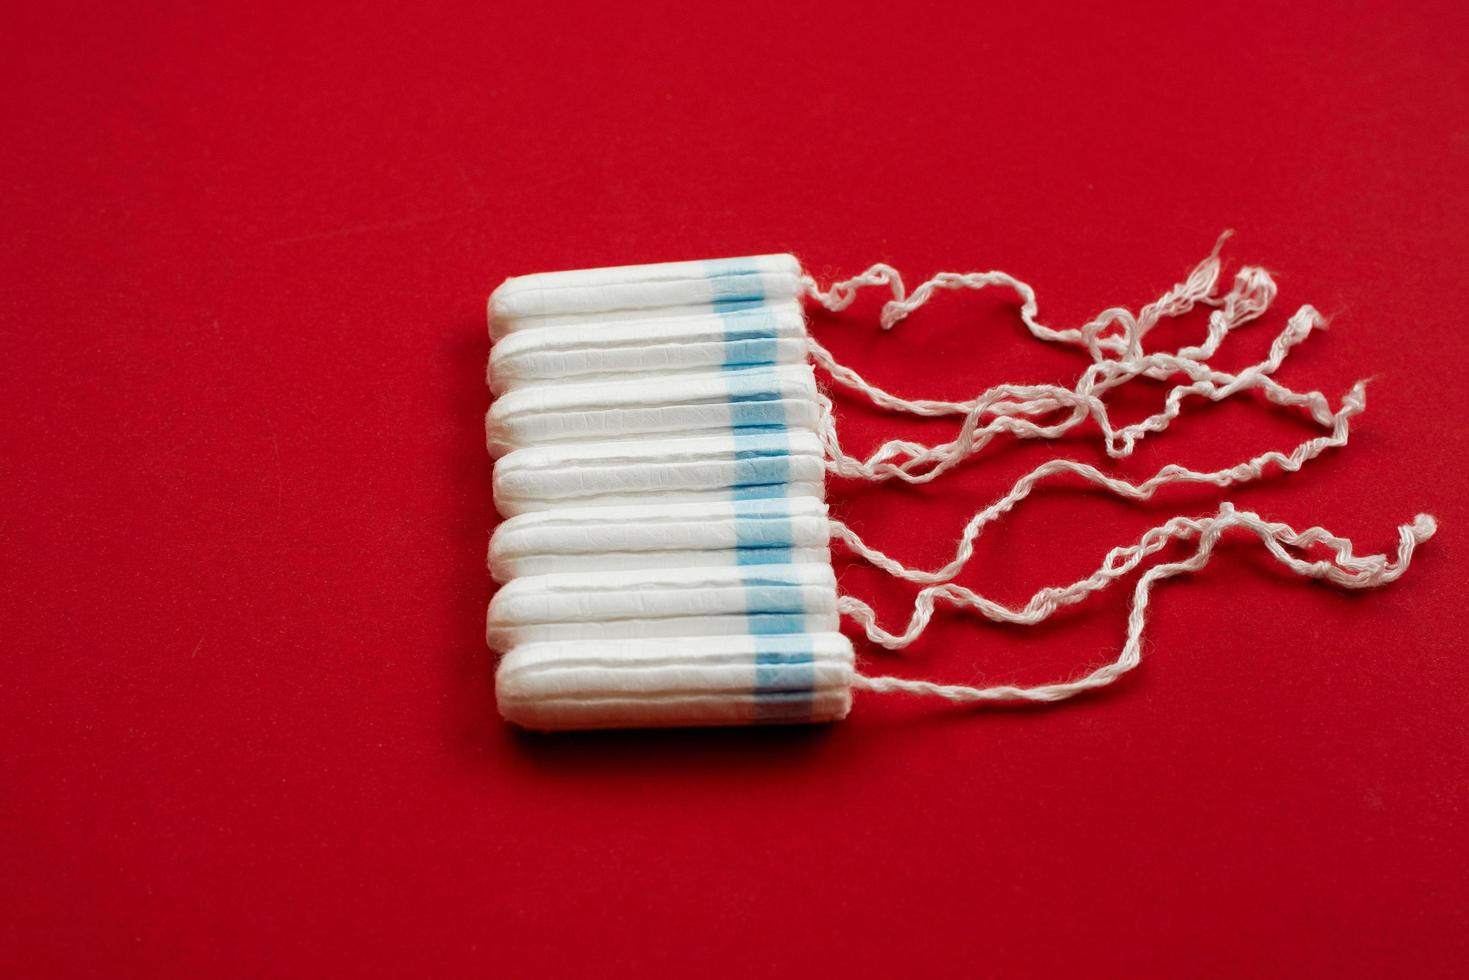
487,256,846,729
492,429,827,516
488,497,832,582
497,634,855,730
485,363,820,456
489,254,803,339
485,247,1435,731
487,302,808,394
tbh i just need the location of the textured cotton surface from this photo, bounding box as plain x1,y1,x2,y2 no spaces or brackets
484,363,819,455
486,563,842,650
498,635,855,729
487,303,809,393
489,254,802,337
491,429,829,515
487,255,850,728
488,497,832,581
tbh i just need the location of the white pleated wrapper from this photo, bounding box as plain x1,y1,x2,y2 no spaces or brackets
487,301,809,394
497,634,855,730
493,420,829,516
489,497,833,582
487,254,853,730
489,254,803,338
485,363,821,457
486,563,841,650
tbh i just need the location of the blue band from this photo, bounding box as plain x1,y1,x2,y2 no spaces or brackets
707,259,815,719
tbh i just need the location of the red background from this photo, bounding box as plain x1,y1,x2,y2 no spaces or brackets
4,2,1466,976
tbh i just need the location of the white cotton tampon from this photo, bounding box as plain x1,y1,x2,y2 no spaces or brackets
485,563,840,652
492,429,827,516
488,253,848,730
484,363,820,457
489,254,803,339
496,634,855,730
487,301,809,394
488,497,831,582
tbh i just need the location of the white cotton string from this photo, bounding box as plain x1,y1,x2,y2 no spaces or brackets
804,241,1433,705
800,233,1236,413
804,240,1357,595
846,505,1437,703
803,241,1328,482
813,302,1327,483
828,378,1364,587
837,484,1388,645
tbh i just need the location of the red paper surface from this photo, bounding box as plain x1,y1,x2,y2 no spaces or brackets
4,2,1466,976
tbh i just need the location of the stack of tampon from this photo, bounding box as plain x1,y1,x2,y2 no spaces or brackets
486,255,856,730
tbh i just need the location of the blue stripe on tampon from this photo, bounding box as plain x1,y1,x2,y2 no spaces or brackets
725,366,788,431
724,365,783,400
752,635,817,722
708,259,815,719
741,568,809,657
720,306,781,368
705,257,770,312
733,498,794,566
726,401,787,429
731,452,791,488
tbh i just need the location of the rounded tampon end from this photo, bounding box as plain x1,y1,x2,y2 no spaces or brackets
484,405,515,459
495,635,856,731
